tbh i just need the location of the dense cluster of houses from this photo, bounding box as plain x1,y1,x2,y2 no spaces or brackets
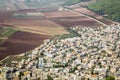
0,24,120,80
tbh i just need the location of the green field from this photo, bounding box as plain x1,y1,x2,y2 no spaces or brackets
0,27,16,45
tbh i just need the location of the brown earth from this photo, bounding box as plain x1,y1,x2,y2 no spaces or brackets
74,8,101,18
0,10,68,35
0,10,68,60
74,7,114,25
44,10,80,18
0,31,51,60
44,10,102,27
0,10,15,23
50,16,101,27
2,18,68,35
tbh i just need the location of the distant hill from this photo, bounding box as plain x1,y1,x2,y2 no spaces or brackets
88,0,120,22
63,0,91,6
0,0,67,10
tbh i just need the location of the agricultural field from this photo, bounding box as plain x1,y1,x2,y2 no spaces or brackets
0,27,16,45
0,9,69,60
44,10,81,18
3,18,68,35
0,31,50,60
44,10,102,27
74,7,114,25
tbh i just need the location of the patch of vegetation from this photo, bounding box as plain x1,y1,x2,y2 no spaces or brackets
88,0,120,22
0,27,16,37
46,75,53,80
104,76,115,80
69,67,78,73
53,63,68,68
51,28,80,40
1,55,28,67
0,27,16,45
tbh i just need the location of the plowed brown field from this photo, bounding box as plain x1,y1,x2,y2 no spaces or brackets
0,31,50,60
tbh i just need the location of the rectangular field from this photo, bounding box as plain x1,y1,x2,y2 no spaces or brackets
3,19,68,35
44,10,102,27
50,16,101,27
44,10,80,18
0,31,50,60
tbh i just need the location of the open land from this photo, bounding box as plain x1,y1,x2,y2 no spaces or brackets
74,7,114,25
44,10,102,27
0,9,68,60
0,31,50,60
0,6,114,60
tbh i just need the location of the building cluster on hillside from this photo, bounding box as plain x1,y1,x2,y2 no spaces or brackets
0,24,120,80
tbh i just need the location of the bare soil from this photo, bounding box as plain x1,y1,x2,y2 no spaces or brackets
0,31,50,60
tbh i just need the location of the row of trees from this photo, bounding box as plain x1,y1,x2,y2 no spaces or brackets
88,0,120,22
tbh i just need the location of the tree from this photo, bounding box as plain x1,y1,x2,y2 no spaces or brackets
88,0,120,22
104,76,115,80
46,75,53,80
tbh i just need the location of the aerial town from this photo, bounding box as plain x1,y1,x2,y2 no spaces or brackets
0,24,120,80
0,0,120,80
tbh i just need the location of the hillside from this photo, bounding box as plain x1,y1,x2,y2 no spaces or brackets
0,0,67,10
63,0,91,6
88,0,120,22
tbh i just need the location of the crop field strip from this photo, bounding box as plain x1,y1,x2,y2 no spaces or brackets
0,27,16,45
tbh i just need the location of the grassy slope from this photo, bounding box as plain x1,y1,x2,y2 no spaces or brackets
88,0,120,22
0,27,16,45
